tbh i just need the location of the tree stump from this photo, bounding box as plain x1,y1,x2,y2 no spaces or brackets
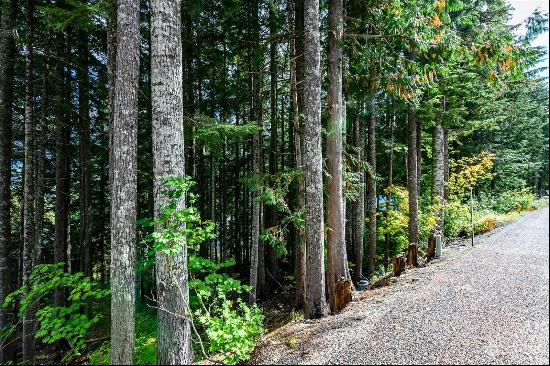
393,254,406,277
408,243,418,268
333,278,353,312
427,234,436,261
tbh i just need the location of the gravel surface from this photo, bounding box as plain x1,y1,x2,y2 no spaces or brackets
252,207,549,365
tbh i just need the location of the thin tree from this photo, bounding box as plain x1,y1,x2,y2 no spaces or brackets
326,0,350,311
151,0,193,363
249,0,264,304
407,100,419,266
110,0,140,363
291,0,306,308
266,0,278,285
432,93,445,230
22,0,36,359
303,0,327,319
78,30,92,281
383,111,395,270
53,30,69,307
353,105,365,283
366,98,377,277
0,0,16,361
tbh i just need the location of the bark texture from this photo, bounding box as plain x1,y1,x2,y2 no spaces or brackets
110,0,140,363
34,31,49,273
54,31,69,307
78,32,92,280
353,107,365,283
22,0,36,359
432,95,445,230
366,99,377,277
407,102,419,254
292,0,306,309
0,1,16,361
266,2,278,284
326,0,350,312
249,0,264,304
384,113,395,270
151,0,194,363
303,0,327,319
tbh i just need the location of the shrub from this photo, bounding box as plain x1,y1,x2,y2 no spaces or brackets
138,176,264,364
2,263,110,361
480,189,536,214
475,215,497,233
378,185,440,255
447,151,495,201
443,200,470,238
88,307,158,365
378,186,409,255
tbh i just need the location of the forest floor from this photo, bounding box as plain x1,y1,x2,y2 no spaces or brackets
250,206,550,365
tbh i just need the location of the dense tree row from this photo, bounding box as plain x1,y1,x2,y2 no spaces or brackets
0,0,547,364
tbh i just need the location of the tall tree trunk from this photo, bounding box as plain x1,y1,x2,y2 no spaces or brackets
110,0,140,363
63,64,72,275
182,2,195,179
326,0,350,312
53,31,69,307
266,1,278,285
151,0,193,362
384,113,395,270
34,31,49,270
107,0,117,187
249,0,264,304
303,0,327,319
0,0,16,361
22,0,36,359
366,98,377,277
416,118,422,196
353,107,365,283
407,101,419,261
432,94,445,231
209,152,215,261
443,127,449,201
290,0,306,308
78,31,92,281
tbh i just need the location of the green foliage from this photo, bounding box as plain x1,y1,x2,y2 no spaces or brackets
443,188,541,239
188,254,264,364
194,297,263,365
448,151,495,201
378,185,440,254
137,176,215,265
193,115,260,154
39,0,105,32
378,186,409,254
443,200,471,238
138,176,264,364
88,307,158,365
477,189,537,214
2,263,109,360
257,169,304,259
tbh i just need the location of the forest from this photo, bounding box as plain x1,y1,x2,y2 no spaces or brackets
0,0,548,364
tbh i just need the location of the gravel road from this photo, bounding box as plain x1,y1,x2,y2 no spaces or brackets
252,207,549,365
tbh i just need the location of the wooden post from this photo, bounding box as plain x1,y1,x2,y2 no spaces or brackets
427,233,435,261
435,234,442,258
392,254,406,276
